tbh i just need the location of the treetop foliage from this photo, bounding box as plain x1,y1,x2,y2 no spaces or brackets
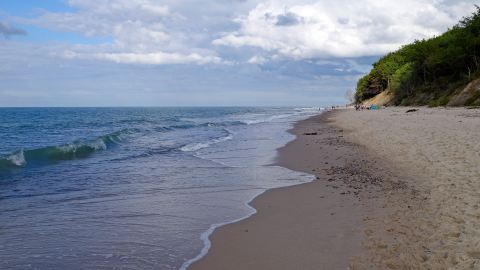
355,6,480,105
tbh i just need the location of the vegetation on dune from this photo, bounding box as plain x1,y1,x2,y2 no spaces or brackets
355,6,480,106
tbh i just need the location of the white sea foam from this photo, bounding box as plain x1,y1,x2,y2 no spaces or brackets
240,113,292,125
178,191,263,270
180,172,316,270
7,150,26,166
180,133,233,152
240,108,322,125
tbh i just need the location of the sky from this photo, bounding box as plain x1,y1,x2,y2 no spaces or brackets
0,0,476,106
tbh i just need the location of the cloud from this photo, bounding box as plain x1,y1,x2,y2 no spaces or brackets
25,0,224,65
269,12,304,26
214,0,475,59
0,22,27,38
30,0,173,49
63,50,224,65
247,55,267,64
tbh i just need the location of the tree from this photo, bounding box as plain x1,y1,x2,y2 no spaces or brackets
354,5,480,105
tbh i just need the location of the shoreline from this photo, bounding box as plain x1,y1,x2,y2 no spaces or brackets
180,113,320,270
187,111,391,269
179,190,265,270
187,106,480,269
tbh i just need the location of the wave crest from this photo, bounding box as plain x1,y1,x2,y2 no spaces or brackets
180,130,233,152
0,129,132,171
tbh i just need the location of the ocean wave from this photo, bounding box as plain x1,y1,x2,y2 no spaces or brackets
0,150,26,170
180,131,234,152
0,129,133,171
294,107,322,112
171,120,246,130
236,108,321,125
239,113,296,125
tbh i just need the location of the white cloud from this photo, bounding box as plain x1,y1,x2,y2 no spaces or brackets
25,0,224,65
214,0,475,59
94,52,223,65
61,49,224,65
247,55,267,64
33,0,172,40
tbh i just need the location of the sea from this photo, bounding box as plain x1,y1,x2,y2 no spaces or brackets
0,107,319,270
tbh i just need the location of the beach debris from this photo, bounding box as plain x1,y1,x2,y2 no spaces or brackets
405,109,419,113
303,132,318,135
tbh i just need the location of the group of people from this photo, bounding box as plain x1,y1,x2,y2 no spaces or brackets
354,104,380,111
326,104,382,111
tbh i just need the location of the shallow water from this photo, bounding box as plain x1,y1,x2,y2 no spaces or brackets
0,107,318,269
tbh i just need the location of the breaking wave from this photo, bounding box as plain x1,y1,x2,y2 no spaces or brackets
180,130,234,152
0,129,133,171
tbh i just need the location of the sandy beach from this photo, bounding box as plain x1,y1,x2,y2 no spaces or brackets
333,107,480,269
189,107,480,269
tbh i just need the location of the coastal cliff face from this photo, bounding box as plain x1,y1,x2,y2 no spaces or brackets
361,78,480,107
355,7,480,107
447,78,480,106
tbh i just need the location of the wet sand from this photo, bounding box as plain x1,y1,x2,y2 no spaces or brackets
189,107,480,269
188,111,404,270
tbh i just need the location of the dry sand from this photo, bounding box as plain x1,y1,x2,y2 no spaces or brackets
189,107,480,270
332,107,480,269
